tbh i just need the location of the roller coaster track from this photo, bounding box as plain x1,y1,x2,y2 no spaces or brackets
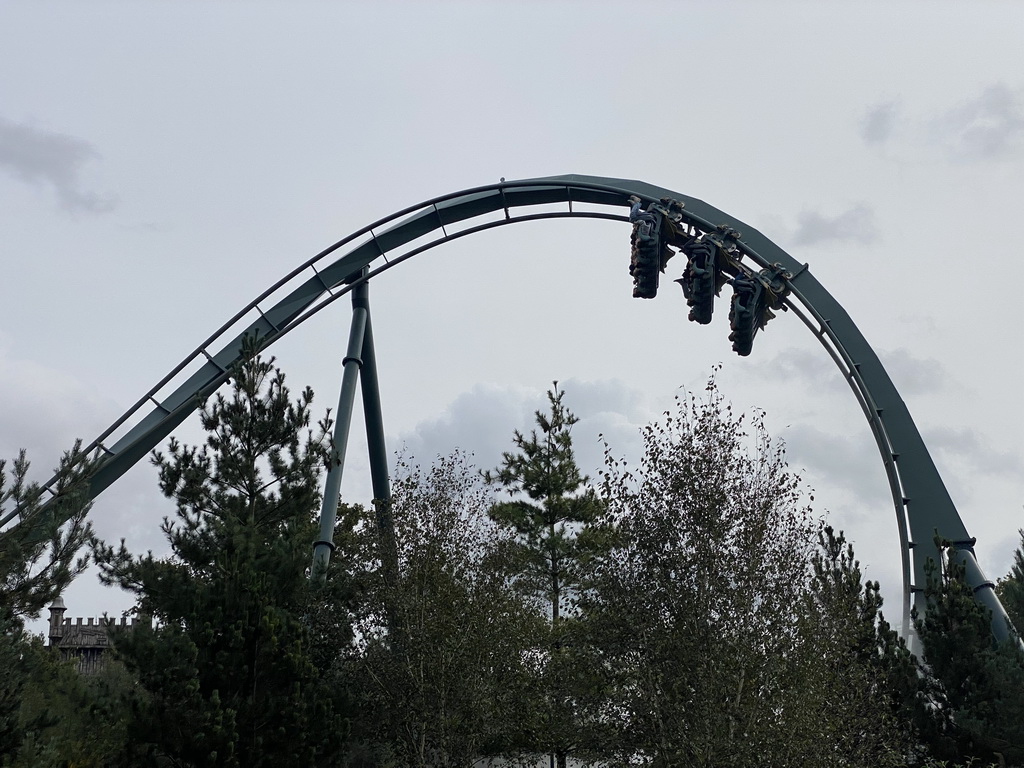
3,174,1013,643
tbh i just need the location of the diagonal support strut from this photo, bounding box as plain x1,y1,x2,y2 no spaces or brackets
311,270,393,581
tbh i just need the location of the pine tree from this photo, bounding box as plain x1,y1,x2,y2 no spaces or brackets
916,549,1024,765
0,444,94,762
483,384,605,626
483,384,607,768
3,643,134,767
0,444,94,620
801,526,923,766
996,528,1024,638
92,344,351,767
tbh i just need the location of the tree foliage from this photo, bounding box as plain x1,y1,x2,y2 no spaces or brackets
92,345,351,767
801,525,923,766
0,444,94,622
916,549,1024,765
483,384,609,768
997,528,1024,639
578,379,919,767
0,444,95,763
12,361,1024,767
483,384,606,624
3,649,134,768
580,381,819,766
351,451,541,767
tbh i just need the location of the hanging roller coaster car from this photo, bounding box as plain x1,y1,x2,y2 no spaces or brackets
675,224,743,325
727,263,792,356
627,196,685,299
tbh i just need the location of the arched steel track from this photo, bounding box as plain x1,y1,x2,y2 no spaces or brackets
4,174,1012,642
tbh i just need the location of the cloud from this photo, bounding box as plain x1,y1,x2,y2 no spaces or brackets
390,379,655,481
989,528,1024,583
0,347,115,466
877,348,949,397
750,346,846,394
791,203,877,246
0,343,171,545
861,101,899,146
922,426,1024,477
390,383,537,471
935,84,1024,161
0,116,116,213
779,423,887,507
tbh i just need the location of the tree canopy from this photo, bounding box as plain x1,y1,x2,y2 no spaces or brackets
6,367,1024,767
576,381,918,767
0,444,94,763
1,444,94,622
91,345,351,766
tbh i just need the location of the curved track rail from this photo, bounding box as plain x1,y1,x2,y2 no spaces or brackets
5,174,1011,641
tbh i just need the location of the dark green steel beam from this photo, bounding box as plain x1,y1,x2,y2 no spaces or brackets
312,276,369,580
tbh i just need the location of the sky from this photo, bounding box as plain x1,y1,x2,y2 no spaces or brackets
3,1,1024,638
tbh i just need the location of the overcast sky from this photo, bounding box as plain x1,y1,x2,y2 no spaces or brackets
4,1,1024,637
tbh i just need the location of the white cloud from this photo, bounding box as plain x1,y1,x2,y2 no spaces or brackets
0,346,115,469
750,346,846,394
0,341,170,547
866,84,1024,164
390,382,538,472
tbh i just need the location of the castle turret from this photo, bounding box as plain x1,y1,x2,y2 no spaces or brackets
47,596,66,646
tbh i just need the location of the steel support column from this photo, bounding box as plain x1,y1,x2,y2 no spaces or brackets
311,273,370,581
360,311,391,510
359,309,397,568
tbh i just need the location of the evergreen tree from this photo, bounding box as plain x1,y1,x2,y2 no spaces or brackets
483,384,607,768
916,549,1024,765
0,445,94,762
996,528,1024,638
483,384,605,624
0,613,38,762
0,444,94,620
93,345,351,767
4,647,134,767
801,525,923,766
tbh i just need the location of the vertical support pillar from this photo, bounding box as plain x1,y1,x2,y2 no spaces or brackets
359,309,398,590
360,312,391,507
311,273,369,581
